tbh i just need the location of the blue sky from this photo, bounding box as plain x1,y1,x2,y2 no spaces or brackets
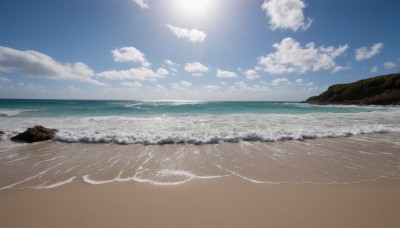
0,0,399,101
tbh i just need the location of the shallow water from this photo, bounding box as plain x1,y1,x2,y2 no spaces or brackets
1,133,399,190
1,100,399,145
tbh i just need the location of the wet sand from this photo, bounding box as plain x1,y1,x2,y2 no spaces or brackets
1,133,400,189
1,177,400,228
1,133,400,227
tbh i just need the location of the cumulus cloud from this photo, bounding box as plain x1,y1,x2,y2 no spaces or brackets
216,69,238,78
261,0,312,31
0,46,106,86
0,76,10,82
165,59,179,67
166,24,207,43
258,37,348,74
97,67,168,81
271,77,290,86
112,47,151,67
172,80,192,90
180,80,192,87
155,84,167,92
233,81,270,92
164,59,179,73
244,69,260,80
120,81,143,88
355,43,383,61
383,61,396,69
132,0,149,9
370,66,378,73
203,85,221,92
332,65,351,73
184,62,209,76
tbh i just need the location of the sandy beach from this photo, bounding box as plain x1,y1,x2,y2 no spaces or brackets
1,176,400,228
1,0,400,225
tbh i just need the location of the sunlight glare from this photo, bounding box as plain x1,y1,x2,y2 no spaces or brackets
175,0,212,13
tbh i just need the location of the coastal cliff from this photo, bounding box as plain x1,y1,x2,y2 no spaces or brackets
305,73,400,105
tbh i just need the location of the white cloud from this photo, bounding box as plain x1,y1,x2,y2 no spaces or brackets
244,69,260,80
184,62,209,76
172,80,192,90
0,76,10,82
203,85,221,92
332,65,351,73
112,47,151,67
166,24,207,43
258,37,348,74
17,82,46,93
234,81,269,92
132,0,149,9
370,66,378,73
271,77,290,86
383,61,396,69
261,0,312,31
355,43,383,61
216,69,238,78
180,80,192,87
120,81,143,88
97,67,168,81
164,59,179,74
0,46,106,86
155,84,167,92
295,78,304,83
165,59,179,67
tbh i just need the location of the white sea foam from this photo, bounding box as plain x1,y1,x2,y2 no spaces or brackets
132,176,194,186
36,176,76,189
0,109,32,116
1,108,43,117
1,108,399,145
0,162,63,190
82,175,117,185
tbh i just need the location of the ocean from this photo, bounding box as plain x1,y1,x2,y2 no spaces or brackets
1,99,399,145
1,99,400,189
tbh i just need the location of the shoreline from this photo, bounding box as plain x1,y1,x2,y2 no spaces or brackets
1,132,400,227
1,176,400,228
1,132,400,189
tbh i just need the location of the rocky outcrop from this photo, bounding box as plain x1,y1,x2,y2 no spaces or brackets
305,73,400,105
11,126,58,143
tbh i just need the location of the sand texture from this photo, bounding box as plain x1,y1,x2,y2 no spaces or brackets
1,177,400,228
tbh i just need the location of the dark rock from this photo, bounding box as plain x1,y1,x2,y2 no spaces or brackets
0,131,5,135
11,126,58,143
305,73,400,105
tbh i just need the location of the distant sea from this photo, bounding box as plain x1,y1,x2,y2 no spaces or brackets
1,99,399,145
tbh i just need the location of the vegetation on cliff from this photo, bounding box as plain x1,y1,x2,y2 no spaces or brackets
305,73,400,105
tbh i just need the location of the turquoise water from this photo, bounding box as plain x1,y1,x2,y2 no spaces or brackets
0,99,399,144
0,99,392,117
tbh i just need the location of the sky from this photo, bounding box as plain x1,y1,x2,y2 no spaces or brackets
0,0,399,101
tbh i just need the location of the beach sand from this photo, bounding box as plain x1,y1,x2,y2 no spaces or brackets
1,177,400,228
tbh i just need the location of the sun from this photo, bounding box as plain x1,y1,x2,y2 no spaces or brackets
174,0,212,13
